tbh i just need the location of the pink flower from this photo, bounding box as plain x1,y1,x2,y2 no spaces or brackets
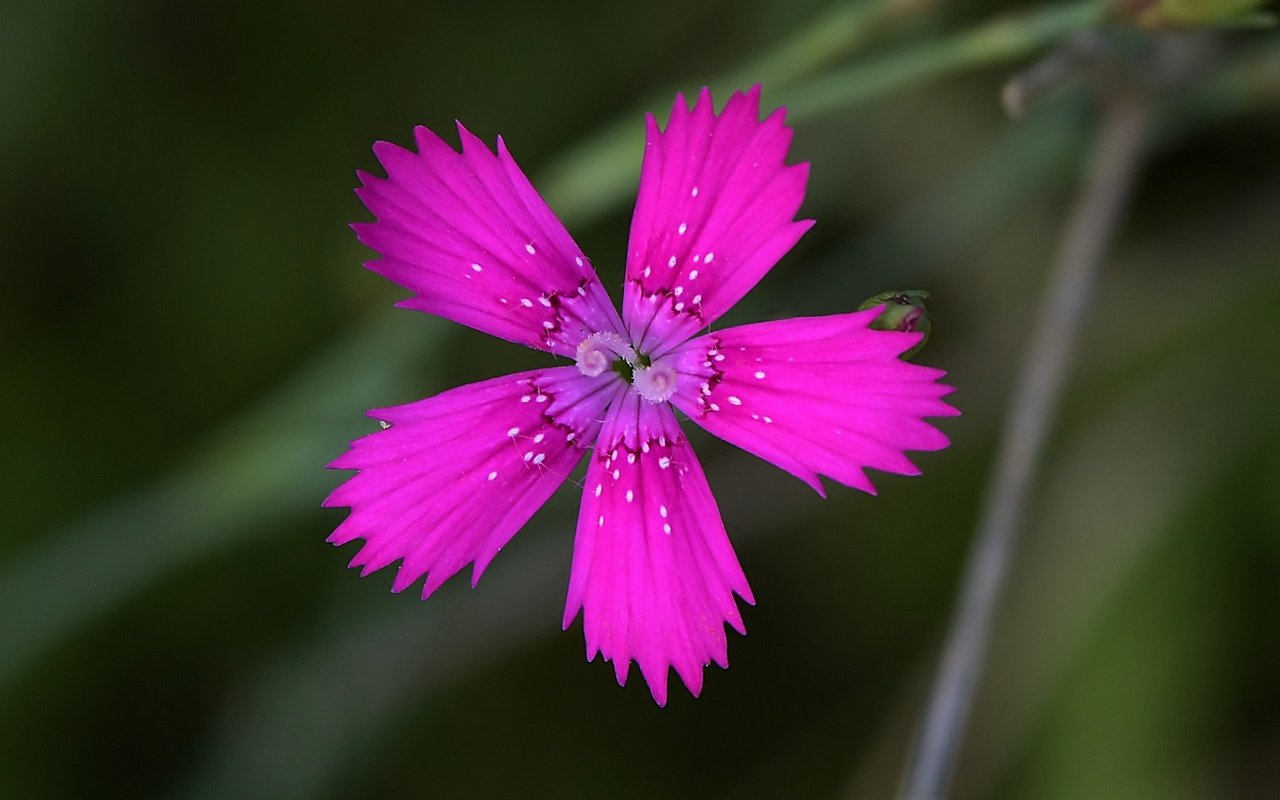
326,87,958,705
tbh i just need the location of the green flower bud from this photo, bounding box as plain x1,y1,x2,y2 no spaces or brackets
858,290,933,360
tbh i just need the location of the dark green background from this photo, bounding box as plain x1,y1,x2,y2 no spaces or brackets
3,1,1278,797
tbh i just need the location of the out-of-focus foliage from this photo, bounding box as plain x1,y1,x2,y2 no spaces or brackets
1110,0,1276,29
1,1,1277,798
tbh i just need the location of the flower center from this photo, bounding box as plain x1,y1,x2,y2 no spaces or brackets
575,332,678,403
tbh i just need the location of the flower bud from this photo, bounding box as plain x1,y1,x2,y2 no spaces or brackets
858,290,932,360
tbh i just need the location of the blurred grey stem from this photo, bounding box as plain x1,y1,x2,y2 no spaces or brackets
899,91,1152,798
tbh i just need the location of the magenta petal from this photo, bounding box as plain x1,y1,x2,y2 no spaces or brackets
326,367,625,597
667,309,959,495
355,124,624,357
622,86,813,355
562,396,753,706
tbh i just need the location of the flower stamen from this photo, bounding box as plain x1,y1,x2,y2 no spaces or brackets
575,332,634,378
633,360,679,404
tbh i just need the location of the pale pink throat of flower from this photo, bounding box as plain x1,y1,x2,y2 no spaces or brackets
575,331,679,404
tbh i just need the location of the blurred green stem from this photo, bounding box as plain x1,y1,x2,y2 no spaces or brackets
723,0,941,89
899,76,1153,799
0,313,439,685
786,1,1104,118
542,0,1101,223
541,0,936,223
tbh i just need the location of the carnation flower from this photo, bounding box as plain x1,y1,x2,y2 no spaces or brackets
326,86,957,705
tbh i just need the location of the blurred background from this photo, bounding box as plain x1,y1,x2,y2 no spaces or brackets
2,0,1279,797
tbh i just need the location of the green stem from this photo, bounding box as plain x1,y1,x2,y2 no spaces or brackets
787,1,1105,119
541,1,1102,224
0,313,442,686
899,81,1151,800
540,0,940,223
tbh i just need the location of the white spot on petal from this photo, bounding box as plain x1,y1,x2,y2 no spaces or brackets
575,256,583,267
525,243,536,255
520,298,533,308
507,427,520,437
625,490,634,503
470,262,483,272
677,223,687,235
691,186,699,197
533,453,545,465
659,505,668,518
663,523,672,535
488,470,498,481
594,483,602,497
667,256,677,268
658,457,671,469
705,252,715,263
689,269,699,280
523,452,533,462
533,433,545,443
598,515,605,527
764,416,774,424
755,371,766,379
728,395,742,406
538,296,552,308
